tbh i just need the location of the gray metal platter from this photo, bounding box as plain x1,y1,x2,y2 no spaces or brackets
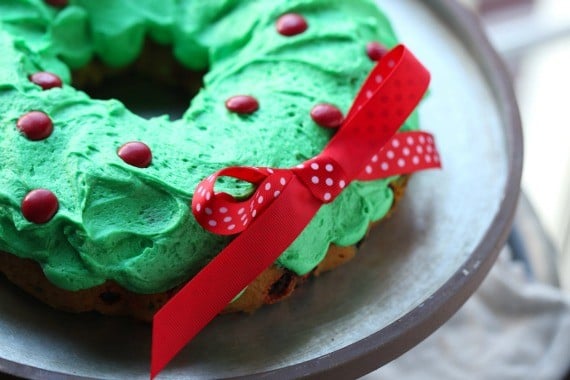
0,0,523,379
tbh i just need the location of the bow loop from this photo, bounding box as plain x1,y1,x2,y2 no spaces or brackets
192,166,293,235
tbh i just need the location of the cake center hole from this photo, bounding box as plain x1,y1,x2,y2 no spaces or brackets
72,41,205,121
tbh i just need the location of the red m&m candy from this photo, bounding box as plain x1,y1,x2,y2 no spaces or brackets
21,189,59,224
17,111,53,141
118,141,153,168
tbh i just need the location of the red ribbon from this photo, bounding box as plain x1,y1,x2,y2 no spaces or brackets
151,45,438,378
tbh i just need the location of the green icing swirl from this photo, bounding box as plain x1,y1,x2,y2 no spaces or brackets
0,0,419,293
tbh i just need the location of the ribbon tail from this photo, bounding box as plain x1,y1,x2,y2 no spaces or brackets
356,131,441,180
151,176,321,378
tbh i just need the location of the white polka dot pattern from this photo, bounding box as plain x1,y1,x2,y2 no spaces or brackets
291,155,348,203
191,167,293,235
191,153,352,235
356,131,440,180
190,130,440,235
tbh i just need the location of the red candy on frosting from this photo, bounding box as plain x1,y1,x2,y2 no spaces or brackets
29,72,63,90
310,103,344,128
225,95,259,114
21,189,59,224
16,111,53,141
276,13,308,36
117,142,153,168
44,0,68,7
366,42,388,61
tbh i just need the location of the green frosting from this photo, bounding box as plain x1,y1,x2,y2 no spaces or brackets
0,0,419,293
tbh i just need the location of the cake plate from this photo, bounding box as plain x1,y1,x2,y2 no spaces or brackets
0,0,523,378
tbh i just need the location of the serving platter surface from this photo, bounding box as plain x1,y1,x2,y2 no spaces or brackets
0,1,522,378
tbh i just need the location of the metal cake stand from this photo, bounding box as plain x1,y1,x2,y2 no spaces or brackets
0,0,523,378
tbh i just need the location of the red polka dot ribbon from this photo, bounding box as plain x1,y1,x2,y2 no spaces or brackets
192,156,350,235
151,45,440,378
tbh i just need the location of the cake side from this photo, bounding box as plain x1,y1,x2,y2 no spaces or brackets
0,177,408,321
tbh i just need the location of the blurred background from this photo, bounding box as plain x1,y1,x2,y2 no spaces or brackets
460,0,570,292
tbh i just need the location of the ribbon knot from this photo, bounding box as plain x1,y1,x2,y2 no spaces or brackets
152,44,441,379
291,155,348,203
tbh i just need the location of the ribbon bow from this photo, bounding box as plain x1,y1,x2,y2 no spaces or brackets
151,45,440,378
